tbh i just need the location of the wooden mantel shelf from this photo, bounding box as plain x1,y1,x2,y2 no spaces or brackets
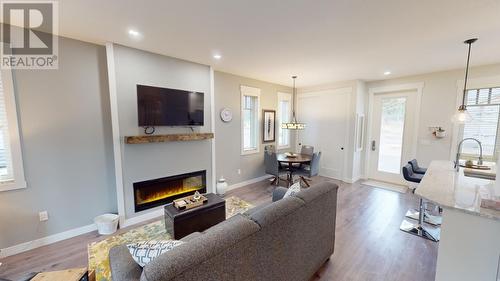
125,133,214,144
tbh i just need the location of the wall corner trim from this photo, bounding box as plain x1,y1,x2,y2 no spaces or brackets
105,42,126,227
210,67,217,193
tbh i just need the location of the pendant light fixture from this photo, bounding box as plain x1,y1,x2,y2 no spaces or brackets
452,38,478,124
282,76,306,130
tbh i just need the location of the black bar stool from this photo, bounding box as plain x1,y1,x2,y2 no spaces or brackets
405,159,442,226
408,159,427,174
400,164,440,242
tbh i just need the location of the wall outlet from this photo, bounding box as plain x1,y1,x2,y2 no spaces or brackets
237,169,241,175
39,211,49,222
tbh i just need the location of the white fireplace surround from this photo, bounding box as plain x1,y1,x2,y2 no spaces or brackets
105,43,217,228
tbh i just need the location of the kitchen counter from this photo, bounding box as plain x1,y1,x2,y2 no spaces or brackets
416,160,500,221
415,160,500,281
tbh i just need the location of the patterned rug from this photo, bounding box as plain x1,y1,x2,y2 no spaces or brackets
88,196,254,281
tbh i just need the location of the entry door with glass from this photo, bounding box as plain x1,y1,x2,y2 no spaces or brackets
368,91,417,184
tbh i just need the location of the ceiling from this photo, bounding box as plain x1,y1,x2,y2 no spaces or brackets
54,0,500,87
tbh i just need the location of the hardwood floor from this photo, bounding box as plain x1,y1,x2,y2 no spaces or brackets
0,177,437,281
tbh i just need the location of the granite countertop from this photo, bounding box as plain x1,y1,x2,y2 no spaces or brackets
415,160,500,221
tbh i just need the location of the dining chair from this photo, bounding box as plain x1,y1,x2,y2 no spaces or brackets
292,145,314,169
264,144,276,153
264,150,288,186
295,151,321,187
301,145,314,156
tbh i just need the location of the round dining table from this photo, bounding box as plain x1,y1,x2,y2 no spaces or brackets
277,153,312,186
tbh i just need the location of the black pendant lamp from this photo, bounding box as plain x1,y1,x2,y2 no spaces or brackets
452,38,478,124
281,76,306,130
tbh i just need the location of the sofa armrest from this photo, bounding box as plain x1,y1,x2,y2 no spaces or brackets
272,186,288,202
109,245,143,281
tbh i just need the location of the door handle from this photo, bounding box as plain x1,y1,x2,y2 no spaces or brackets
371,140,376,151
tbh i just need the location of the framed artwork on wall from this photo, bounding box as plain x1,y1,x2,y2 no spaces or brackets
263,110,276,143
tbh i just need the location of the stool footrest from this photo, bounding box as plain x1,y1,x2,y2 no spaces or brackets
400,220,440,242
405,209,442,226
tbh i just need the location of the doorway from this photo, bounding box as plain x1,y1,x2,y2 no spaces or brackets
367,85,422,185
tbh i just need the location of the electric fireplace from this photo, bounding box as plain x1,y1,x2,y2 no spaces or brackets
133,170,206,212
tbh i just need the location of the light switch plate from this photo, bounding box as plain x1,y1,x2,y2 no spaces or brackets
39,211,49,222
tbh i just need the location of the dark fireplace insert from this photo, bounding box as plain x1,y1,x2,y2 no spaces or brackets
133,170,206,212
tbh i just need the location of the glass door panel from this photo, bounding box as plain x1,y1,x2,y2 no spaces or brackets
377,97,407,174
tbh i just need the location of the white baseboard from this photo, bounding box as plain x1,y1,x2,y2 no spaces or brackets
0,223,97,258
318,173,342,182
122,209,164,228
341,173,368,184
225,175,273,192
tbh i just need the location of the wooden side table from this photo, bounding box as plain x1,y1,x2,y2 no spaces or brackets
164,193,226,239
31,268,95,281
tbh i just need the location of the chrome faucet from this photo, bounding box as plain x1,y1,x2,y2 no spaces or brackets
454,138,483,171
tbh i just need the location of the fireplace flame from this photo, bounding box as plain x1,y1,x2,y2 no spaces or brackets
135,176,203,206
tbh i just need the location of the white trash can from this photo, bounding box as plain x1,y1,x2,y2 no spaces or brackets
94,214,119,235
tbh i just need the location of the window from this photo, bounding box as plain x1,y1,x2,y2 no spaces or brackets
241,86,260,155
277,92,292,149
460,87,500,161
0,69,26,191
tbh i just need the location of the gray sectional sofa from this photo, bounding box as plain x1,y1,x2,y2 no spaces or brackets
109,181,338,281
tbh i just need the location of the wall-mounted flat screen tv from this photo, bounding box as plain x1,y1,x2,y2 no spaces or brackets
137,85,204,126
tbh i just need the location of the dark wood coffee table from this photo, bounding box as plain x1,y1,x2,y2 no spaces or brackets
164,193,225,239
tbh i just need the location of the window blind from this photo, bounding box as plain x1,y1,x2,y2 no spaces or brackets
0,73,14,182
462,87,500,159
243,95,258,150
278,99,290,147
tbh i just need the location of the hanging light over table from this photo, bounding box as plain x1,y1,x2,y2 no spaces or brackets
282,76,306,130
452,38,477,124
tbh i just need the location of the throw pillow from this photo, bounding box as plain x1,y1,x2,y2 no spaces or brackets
127,240,184,267
283,182,301,198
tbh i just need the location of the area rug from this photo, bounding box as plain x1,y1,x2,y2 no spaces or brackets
362,180,408,194
88,196,253,281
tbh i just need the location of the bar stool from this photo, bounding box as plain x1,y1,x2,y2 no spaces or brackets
408,159,427,174
400,164,440,242
405,160,442,226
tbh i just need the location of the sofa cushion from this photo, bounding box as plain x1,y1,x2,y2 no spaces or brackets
247,195,304,228
293,181,338,203
180,231,202,242
109,245,143,281
141,214,260,281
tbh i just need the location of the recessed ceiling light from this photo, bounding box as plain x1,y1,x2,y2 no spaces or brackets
384,71,392,75
128,29,140,37
213,54,222,60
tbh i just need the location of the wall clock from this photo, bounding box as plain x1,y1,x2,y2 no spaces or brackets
220,108,233,122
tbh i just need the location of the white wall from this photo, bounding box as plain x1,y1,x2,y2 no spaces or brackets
366,63,500,167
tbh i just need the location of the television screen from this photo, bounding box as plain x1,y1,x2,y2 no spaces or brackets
137,85,204,126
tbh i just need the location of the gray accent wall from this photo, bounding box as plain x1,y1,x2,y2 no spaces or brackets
214,71,292,185
0,36,116,248
112,45,212,219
